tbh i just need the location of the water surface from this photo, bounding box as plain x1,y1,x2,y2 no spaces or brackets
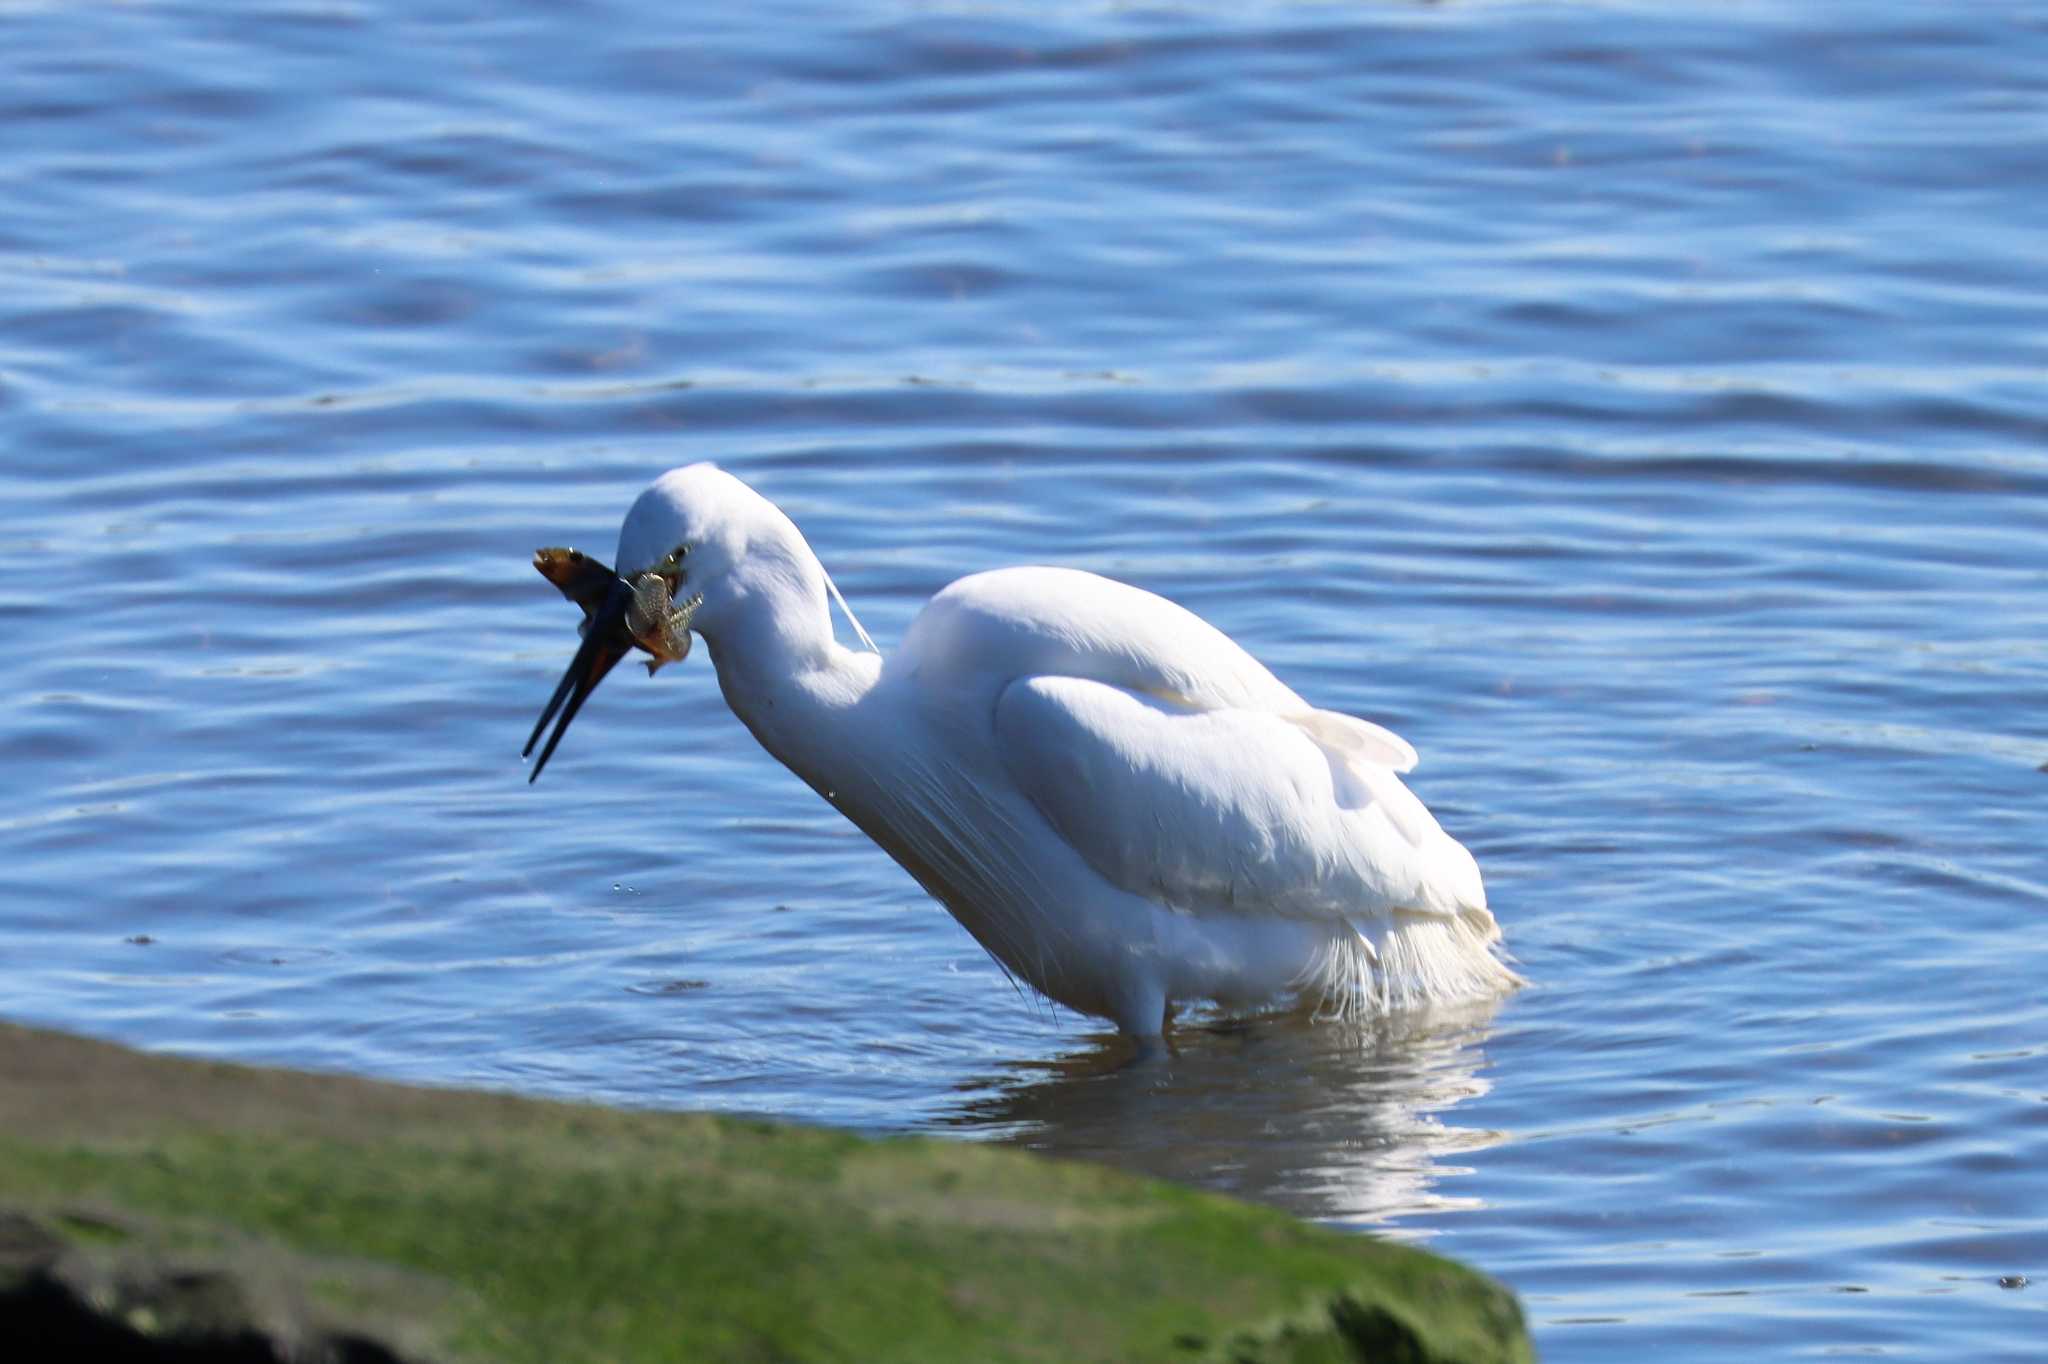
5,2,2046,1358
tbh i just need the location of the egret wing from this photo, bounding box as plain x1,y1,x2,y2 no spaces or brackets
993,675,1479,924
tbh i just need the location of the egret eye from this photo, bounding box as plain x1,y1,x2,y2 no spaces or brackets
653,542,691,588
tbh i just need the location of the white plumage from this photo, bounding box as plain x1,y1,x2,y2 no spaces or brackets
525,463,1517,1039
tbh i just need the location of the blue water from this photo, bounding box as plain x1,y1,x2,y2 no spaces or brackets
6,1,2046,1357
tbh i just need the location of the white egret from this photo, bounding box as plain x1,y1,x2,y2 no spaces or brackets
524,464,1517,1039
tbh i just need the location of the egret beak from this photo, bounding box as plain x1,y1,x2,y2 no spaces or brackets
525,545,702,783
524,577,633,784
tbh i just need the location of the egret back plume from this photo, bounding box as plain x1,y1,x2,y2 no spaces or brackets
823,563,878,654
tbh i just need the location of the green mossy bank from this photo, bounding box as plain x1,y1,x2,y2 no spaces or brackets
0,1022,1532,1363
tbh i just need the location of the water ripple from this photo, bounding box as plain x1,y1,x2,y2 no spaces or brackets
5,4,2047,1361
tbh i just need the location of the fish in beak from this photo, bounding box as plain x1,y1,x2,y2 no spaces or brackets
524,547,700,783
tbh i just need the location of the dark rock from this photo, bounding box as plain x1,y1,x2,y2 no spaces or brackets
0,1209,420,1364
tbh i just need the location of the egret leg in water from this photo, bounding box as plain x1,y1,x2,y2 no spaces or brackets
524,464,1518,1039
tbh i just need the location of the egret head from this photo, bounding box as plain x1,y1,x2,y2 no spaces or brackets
524,463,874,782
522,464,747,782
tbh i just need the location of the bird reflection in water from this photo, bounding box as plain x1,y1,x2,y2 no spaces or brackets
940,996,1507,1229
